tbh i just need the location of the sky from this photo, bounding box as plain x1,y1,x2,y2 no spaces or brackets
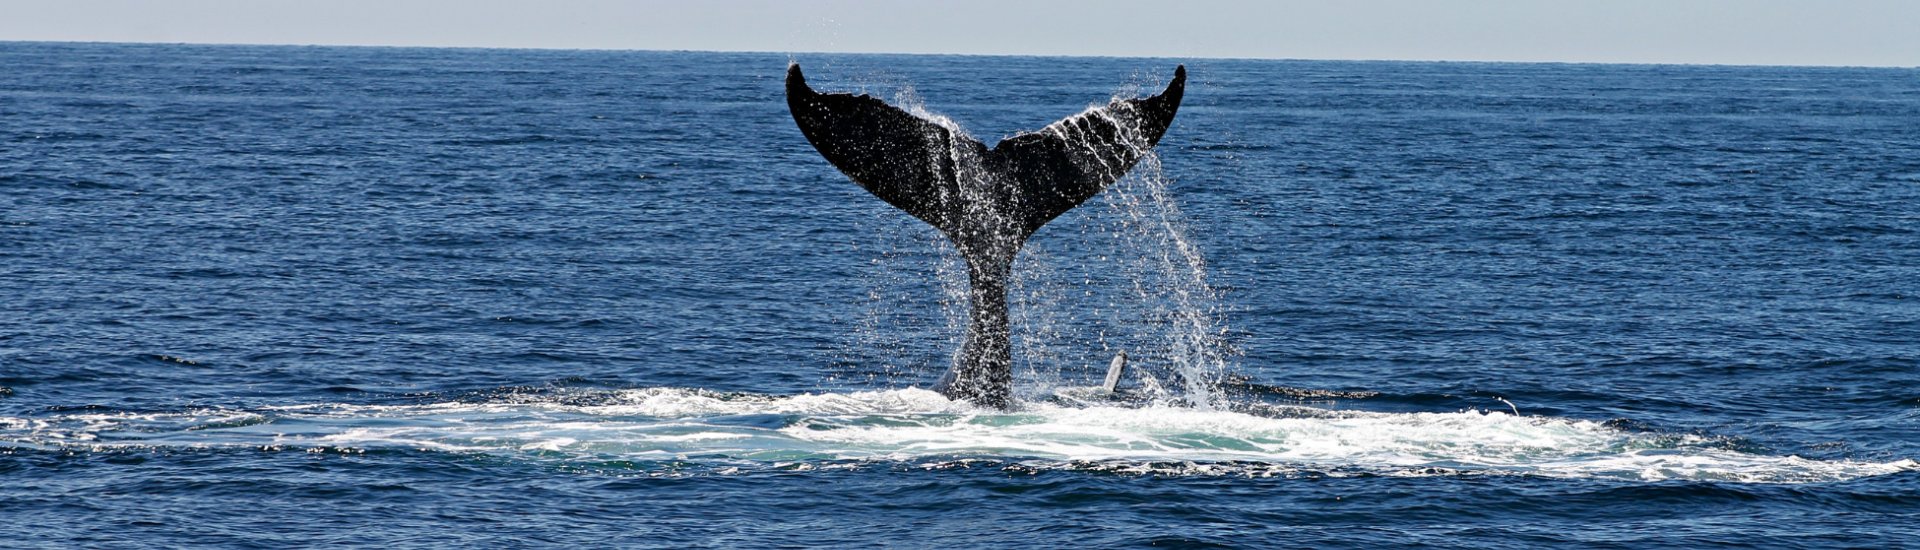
3,0,1917,67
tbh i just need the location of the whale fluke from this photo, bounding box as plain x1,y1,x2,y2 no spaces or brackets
786,63,1185,408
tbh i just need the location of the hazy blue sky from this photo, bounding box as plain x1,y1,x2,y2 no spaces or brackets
3,0,1916,66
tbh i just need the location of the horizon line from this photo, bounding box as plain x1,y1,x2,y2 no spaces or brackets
8,39,1918,71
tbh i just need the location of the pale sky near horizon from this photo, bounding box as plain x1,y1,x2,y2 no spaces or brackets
2,0,1917,67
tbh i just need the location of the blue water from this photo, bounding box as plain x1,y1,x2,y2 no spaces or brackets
4,41,1919,547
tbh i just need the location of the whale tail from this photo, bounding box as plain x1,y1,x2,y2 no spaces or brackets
785,63,1186,408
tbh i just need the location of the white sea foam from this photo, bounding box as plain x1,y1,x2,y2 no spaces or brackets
2,388,1913,483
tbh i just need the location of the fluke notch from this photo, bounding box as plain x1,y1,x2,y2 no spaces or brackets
786,63,1185,408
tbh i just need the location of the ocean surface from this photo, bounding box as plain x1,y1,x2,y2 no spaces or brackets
3,41,1918,548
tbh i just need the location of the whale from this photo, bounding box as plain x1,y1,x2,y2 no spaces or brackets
785,63,1186,408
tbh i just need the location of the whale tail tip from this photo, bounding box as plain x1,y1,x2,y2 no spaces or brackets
785,63,1186,408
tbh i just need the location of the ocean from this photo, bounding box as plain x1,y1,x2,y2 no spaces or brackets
3,41,1918,547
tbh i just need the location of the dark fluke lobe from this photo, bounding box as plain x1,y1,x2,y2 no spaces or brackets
786,63,1185,408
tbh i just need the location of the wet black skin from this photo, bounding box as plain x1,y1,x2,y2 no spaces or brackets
785,63,1185,408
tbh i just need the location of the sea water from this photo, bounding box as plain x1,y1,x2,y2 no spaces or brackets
3,42,1919,547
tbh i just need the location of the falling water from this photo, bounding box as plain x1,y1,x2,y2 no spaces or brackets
1015,133,1234,408
840,81,1234,408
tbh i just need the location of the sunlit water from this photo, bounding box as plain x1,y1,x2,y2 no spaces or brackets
8,388,1911,484
4,42,1919,547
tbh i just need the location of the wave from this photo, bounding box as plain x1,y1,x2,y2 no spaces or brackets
3,388,1913,483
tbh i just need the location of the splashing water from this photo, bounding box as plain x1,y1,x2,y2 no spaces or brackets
841,82,1233,408
4,388,1912,483
1060,139,1234,407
